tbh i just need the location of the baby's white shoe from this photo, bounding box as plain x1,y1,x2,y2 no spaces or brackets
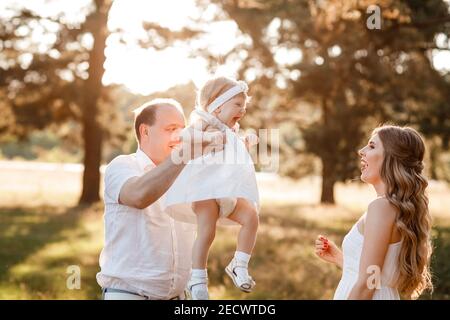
225,258,255,293
186,277,209,300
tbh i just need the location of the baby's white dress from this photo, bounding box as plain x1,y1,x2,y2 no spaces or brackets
333,216,402,300
161,110,260,225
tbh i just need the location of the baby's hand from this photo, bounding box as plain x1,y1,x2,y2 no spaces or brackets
244,133,259,149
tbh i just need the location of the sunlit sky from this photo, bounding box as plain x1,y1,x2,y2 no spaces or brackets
104,0,245,95
2,0,450,95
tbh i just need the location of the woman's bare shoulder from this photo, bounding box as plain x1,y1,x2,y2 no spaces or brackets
366,197,397,227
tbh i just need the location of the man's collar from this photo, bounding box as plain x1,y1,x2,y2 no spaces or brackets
136,148,156,171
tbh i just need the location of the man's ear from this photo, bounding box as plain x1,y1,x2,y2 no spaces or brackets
139,123,149,140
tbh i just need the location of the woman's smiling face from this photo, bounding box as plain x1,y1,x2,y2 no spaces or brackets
358,133,385,185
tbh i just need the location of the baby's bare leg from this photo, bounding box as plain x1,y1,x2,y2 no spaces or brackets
192,199,219,269
228,198,259,254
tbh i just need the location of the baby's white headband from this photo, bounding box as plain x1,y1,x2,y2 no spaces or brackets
205,81,248,113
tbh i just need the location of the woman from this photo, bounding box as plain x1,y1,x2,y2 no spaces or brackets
315,125,433,299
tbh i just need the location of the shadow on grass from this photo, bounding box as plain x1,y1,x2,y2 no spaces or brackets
209,203,450,300
1,202,448,300
208,204,355,299
0,204,103,299
0,206,81,280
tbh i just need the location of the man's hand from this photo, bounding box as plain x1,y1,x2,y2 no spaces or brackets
119,127,226,209
171,127,226,164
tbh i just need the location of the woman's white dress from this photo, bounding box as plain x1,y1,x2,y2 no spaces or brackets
161,110,260,225
333,217,402,300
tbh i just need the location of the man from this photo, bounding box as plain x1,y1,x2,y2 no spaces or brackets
96,98,224,300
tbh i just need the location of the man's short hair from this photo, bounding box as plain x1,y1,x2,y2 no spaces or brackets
133,98,184,142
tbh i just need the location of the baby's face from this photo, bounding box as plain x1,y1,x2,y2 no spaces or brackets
213,94,247,128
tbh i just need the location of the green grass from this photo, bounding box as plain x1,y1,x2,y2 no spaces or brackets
0,201,448,299
427,222,450,299
0,204,103,299
0,163,449,299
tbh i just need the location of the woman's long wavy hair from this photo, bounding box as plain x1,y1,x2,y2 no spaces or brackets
373,125,433,299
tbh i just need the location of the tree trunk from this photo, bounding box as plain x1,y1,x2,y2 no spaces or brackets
429,137,439,180
80,105,103,203
319,94,336,204
320,158,336,204
79,0,110,204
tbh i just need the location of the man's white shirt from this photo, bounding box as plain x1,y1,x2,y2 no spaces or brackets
96,148,196,299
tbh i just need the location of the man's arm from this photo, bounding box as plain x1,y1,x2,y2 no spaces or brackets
119,127,225,209
119,155,185,209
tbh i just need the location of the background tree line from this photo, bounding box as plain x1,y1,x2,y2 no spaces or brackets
1,0,449,205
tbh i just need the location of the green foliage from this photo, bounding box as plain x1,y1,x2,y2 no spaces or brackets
0,0,202,202
0,130,83,162
207,0,450,201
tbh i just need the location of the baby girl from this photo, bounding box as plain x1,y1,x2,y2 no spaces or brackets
163,76,260,300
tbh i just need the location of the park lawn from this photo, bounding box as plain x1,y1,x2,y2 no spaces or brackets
0,204,103,299
0,193,448,299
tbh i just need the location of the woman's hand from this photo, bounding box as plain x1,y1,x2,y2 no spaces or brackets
315,235,343,268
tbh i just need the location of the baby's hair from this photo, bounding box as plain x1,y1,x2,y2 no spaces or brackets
196,76,250,111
